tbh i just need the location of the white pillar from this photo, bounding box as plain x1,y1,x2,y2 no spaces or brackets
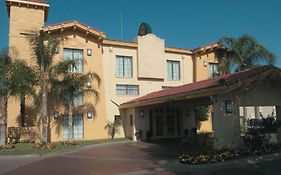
254,106,260,119
276,106,281,143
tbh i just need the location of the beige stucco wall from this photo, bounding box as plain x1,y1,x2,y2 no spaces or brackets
49,31,107,141
7,3,108,142
136,34,165,79
194,52,218,82
9,5,45,61
102,34,193,138
213,79,281,149
7,4,45,141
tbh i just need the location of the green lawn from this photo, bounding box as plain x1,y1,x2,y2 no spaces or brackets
0,138,130,155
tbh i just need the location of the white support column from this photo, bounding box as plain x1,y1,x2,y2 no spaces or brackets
254,106,261,119
276,106,281,143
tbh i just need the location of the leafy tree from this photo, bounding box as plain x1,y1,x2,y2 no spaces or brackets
51,69,100,141
0,49,36,145
194,105,209,130
218,35,276,73
0,50,9,145
105,120,121,139
26,31,65,144
8,60,37,127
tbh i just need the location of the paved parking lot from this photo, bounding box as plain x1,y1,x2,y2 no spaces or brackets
1,141,281,175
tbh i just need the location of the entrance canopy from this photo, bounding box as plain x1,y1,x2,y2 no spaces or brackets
120,65,281,109
119,65,281,149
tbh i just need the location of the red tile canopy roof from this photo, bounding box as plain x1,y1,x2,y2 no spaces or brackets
120,65,280,108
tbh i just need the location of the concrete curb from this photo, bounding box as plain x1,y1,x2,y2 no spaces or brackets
167,152,281,172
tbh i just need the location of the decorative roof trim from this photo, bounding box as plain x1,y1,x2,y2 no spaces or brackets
165,46,193,55
6,0,49,6
6,0,49,22
42,21,106,39
103,39,137,48
193,42,225,54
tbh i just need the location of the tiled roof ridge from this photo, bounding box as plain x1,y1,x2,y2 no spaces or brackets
42,20,106,37
121,65,277,106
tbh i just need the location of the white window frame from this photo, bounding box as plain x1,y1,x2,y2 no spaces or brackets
116,55,133,78
167,60,180,80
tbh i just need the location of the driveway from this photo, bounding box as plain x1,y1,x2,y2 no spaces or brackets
1,141,281,175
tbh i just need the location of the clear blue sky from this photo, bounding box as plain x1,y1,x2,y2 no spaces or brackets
1,0,281,67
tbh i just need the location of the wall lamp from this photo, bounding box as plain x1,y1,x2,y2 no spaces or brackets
87,49,92,56
86,81,92,88
87,111,93,119
54,111,59,120
203,61,208,67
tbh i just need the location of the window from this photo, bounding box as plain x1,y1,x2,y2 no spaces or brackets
116,56,132,78
114,115,122,125
130,115,133,126
63,115,84,139
63,90,83,106
63,49,83,73
208,63,218,78
162,86,174,90
167,60,180,80
116,84,139,96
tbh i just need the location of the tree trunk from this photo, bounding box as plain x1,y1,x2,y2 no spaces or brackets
40,74,48,145
68,102,73,141
0,96,7,145
20,95,26,127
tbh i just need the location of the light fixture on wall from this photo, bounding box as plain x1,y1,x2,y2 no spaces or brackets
203,61,208,67
139,110,144,118
86,81,92,88
87,111,93,119
54,111,59,119
225,100,233,113
87,49,92,56
55,47,60,54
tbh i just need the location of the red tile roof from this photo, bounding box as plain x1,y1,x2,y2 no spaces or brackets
42,20,106,38
120,65,279,108
193,42,225,54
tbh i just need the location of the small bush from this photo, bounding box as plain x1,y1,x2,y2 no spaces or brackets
60,140,78,146
32,143,56,150
0,143,16,149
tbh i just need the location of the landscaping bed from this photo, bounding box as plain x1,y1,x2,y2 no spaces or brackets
179,144,281,165
0,138,130,155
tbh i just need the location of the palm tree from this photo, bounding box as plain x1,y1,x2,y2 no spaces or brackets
218,34,276,73
105,120,121,139
8,60,37,127
0,49,36,145
26,31,64,144
51,70,100,141
218,35,276,127
0,50,9,145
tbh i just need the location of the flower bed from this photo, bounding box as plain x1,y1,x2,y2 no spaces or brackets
32,143,56,150
0,143,16,150
60,140,78,146
179,144,281,165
